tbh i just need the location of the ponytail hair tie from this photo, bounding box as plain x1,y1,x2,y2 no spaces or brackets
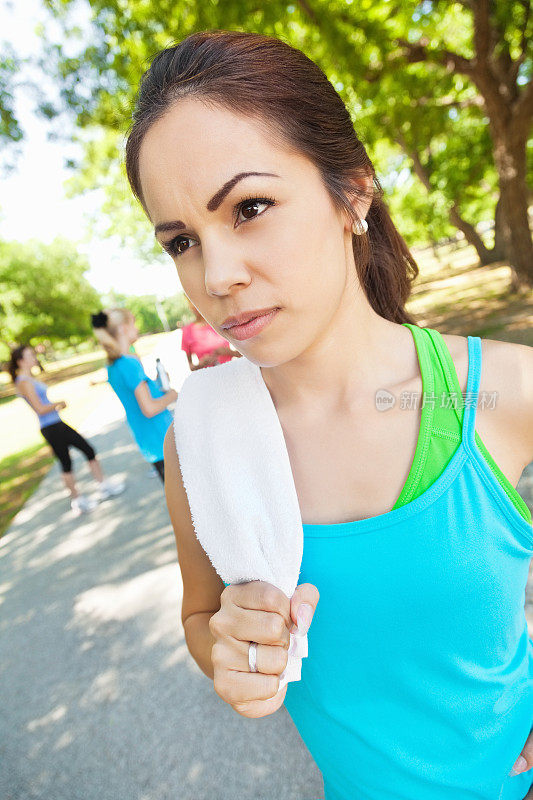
91,311,108,329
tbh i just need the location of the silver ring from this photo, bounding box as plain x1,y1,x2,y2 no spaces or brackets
248,641,258,673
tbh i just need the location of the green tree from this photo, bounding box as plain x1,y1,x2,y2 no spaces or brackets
124,295,163,334
161,293,191,329
0,43,23,167
42,0,533,285
0,236,101,360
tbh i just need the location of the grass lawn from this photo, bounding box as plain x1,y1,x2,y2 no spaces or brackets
0,331,175,537
0,442,56,538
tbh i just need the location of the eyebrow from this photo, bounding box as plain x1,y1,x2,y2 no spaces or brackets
154,171,281,236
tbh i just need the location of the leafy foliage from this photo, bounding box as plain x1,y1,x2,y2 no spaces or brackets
41,0,533,257
0,43,24,171
0,237,101,359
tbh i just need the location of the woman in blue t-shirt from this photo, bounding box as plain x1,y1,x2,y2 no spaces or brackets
91,309,177,482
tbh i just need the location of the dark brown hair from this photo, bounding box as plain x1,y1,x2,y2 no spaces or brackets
125,30,418,323
8,345,43,383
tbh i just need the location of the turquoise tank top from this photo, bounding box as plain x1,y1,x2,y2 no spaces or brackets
393,325,531,524
283,335,533,799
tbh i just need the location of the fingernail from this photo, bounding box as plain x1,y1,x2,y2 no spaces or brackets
296,603,313,635
509,756,527,776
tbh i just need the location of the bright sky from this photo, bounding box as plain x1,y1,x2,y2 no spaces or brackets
0,0,180,298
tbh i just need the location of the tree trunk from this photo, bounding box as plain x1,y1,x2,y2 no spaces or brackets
396,128,502,267
492,195,506,262
448,203,495,265
491,129,533,288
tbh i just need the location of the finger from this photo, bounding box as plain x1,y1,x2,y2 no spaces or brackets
245,641,289,676
214,670,280,705
522,730,533,769
289,583,320,635
225,580,292,629
232,684,288,719
511,730,533,775
230,606,291,648
212,639,288,676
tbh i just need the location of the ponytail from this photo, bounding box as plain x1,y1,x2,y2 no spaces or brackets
8,345,27,383
354,198,419,324
91,308,133,363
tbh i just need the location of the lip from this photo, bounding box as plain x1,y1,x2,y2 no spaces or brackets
221,306,280,329
224,308,280,341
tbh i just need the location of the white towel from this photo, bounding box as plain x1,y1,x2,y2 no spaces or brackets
173,356,308,691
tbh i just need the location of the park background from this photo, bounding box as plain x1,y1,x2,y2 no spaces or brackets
0,1,532,798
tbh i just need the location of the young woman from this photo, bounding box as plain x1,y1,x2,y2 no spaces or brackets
91,309,177,482
124,31,533,799
10,345,125,515
181,296,241,370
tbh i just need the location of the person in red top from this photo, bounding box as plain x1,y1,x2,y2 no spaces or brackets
180,298,241,370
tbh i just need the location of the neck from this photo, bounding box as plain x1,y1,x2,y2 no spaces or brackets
116,333,132,355
258,287,415,419
18,366,32,377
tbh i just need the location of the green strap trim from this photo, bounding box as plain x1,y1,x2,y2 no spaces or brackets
392,323,434,507
426,327,531,525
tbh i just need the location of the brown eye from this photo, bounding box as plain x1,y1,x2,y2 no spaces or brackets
241,201,261,219
166,236,196,257
235,198,274,225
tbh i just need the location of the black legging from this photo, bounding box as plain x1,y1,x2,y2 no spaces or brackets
41,420,96,473
153,459,165,483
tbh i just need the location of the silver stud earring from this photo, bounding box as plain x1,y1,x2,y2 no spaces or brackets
352,218,368,235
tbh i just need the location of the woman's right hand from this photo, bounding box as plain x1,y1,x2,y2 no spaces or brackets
55,400,67,410
209,580,319,718
166,389,178,404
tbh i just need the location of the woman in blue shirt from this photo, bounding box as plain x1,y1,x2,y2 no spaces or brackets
91,309,177,482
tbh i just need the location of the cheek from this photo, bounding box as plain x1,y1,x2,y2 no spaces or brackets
269,203,344,290
176,268,203,306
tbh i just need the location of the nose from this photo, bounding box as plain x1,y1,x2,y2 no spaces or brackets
202,238,252,297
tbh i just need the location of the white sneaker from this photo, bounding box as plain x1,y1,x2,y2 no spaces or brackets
97,479,126,501
71,495,97,516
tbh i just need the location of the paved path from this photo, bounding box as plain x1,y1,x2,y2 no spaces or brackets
0,401,324,800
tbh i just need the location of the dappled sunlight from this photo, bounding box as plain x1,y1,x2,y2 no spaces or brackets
160,642,190,670
80,668,121,706
31,517,112,565
71,563,182,625
0,578,13,606
0,409,324,799
27,704,67,733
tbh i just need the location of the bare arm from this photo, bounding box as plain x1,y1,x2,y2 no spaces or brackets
163,424,225,679
163,425,320,718
134,382,178,418
475,339,533,475
187,352,219,371
17,379,64,415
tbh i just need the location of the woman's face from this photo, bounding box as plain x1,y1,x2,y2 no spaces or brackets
138,98,362,366
20,347,37,370
123,315,139,344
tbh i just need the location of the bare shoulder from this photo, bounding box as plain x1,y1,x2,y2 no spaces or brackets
15,376,31,394
440,332,533,468
163,425,225,625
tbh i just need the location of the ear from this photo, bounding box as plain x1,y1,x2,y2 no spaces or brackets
343,172,374,233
